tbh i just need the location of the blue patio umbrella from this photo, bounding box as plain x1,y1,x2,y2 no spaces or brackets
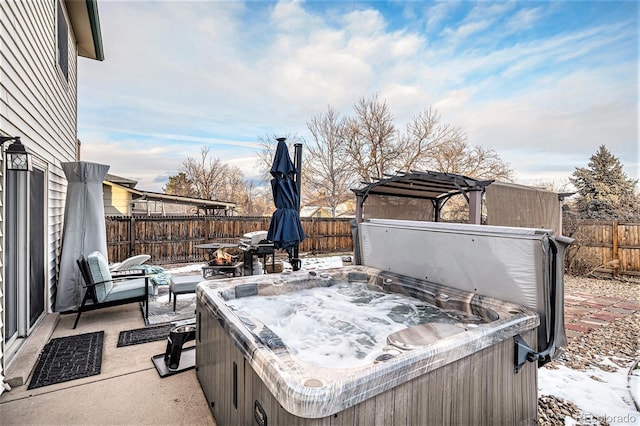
267,138,306,255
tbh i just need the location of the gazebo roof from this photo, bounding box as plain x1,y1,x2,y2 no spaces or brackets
351,170,494,202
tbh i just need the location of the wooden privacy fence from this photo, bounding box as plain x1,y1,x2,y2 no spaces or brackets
105,215,354,264
106,216,640,276
564,220,640,277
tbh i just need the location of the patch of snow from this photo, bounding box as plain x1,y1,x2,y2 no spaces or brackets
166,263,207,275
539,362,640,425
630,363,640,412
298,256,344,270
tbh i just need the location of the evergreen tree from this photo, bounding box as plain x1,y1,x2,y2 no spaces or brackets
569,145,639,220
163,172,196,197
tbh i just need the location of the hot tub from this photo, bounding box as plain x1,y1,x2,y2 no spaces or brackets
195,266,539,425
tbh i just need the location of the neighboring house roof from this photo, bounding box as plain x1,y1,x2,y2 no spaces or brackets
139,190,236,211
65,0,104,61
103,180,143,197
300,206,331,218
104,180,236,211
335,200,356,217
300,199,355,218
105,173,138,188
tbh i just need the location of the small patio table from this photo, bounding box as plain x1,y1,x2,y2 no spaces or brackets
168,276,201,312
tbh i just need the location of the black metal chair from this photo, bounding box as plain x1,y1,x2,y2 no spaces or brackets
74,252,151,329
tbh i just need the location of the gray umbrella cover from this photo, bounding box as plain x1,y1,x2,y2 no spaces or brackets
55,161,110,312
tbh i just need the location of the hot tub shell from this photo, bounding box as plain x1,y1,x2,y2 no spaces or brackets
196,266,539,425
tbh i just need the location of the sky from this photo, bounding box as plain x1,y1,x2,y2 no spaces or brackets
77,0,639,193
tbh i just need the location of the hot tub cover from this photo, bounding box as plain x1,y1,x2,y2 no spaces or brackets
359,219,572,362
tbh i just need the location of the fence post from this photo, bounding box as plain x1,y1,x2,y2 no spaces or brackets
612,220,619,277
129,215,135,257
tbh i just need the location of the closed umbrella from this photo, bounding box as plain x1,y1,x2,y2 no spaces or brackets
267,138,305,267
56,161,110,311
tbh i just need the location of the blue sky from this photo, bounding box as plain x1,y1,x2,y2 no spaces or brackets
78,0,639,192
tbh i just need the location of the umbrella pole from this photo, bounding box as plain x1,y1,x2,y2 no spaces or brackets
292,143,303,271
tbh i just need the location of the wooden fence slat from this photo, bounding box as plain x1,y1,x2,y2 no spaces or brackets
565,219,640,278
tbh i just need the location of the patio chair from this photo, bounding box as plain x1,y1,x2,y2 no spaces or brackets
73,251,151,329
109,254,151,272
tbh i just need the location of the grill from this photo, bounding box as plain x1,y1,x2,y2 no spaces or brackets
238,231,275,275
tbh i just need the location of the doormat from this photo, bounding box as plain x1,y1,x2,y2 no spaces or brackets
28,331,104,390
142,286,196,326
117,324,172,347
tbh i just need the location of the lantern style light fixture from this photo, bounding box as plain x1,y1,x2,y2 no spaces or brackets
0,136,32,171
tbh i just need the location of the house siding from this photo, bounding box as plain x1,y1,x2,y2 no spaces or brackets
0,0,79,385
103,184,132,216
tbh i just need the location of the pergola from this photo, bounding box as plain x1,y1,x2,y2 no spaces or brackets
352,170,494,225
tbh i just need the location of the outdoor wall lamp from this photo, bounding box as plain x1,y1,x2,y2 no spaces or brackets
0,136,32,171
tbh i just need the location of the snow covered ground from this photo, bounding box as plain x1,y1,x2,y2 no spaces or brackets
539,359,639,424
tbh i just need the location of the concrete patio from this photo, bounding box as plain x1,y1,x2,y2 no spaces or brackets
0,301,215,425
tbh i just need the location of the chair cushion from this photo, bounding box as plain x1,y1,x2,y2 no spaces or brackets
169,279,199,294
109,254,151,272
86,251,114,303
103,278,150,302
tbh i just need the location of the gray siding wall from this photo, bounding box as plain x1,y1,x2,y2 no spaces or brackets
0,0,79,379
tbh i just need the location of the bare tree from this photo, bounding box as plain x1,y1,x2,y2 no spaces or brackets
255,133,312,204
305,106,354,217
396,107,466,172
426,137,513,181
174,147,263,215
254,95,514,217
218,165,248,204
243,180,274,216
343,95,399,181
179,146,231,200
255,133,305,181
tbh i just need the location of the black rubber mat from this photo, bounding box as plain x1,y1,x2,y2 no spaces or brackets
152,347,196,378
117,324,172,347
28,331,104,389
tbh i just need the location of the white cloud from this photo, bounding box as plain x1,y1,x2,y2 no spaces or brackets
343,9,386,35
271,0,316,32
390,33,423,57
505,7,543,32
441,19,492,42
439,1,515,44
424,1,460,33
